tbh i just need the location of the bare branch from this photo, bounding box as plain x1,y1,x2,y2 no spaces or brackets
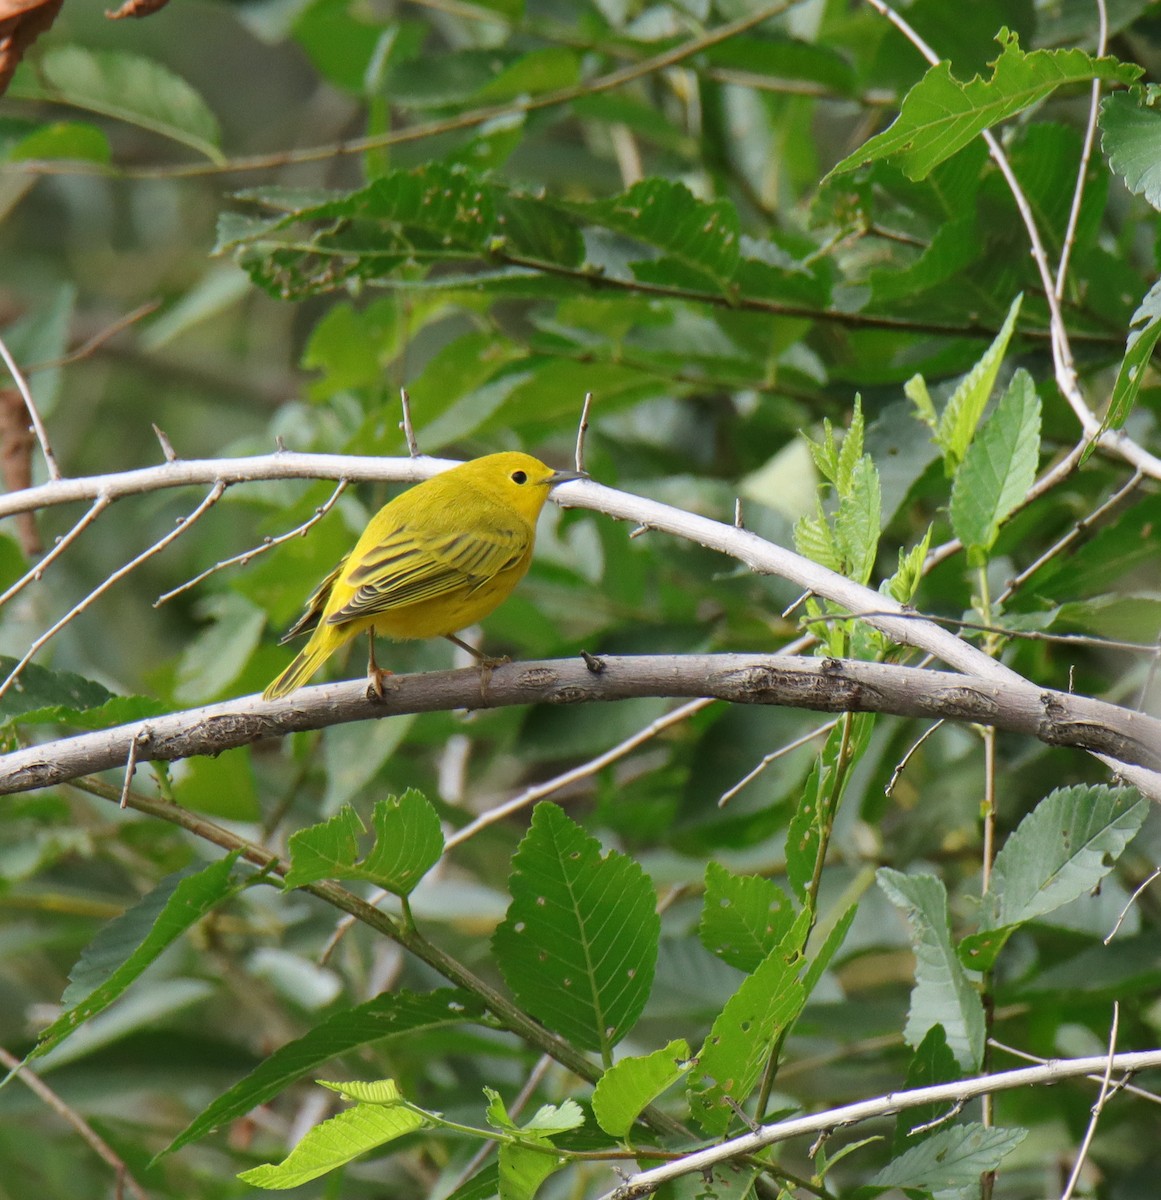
1059,1002,1120,1200
1105,866,1161,944
0,494,110,611
2,654,1160,798
0,481,226,702
155,479,348,606
0,1045,150,1200
600,1049,1161,1200
0,331,61,479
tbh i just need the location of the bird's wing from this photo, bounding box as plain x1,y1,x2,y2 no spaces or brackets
327,520,529,623
279,556,349,643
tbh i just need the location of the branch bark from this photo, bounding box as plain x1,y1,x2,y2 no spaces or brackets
4,653,1160,797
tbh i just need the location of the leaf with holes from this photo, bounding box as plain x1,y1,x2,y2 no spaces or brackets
492,803,659,1058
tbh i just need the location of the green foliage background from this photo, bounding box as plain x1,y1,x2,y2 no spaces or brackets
2,1,1161,1197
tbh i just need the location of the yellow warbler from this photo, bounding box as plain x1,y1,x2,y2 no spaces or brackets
263,452,583,699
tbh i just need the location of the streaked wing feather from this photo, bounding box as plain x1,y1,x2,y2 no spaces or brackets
279,556,348,643
328,522,527,623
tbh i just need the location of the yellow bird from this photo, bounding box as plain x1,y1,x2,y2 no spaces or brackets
263,452,583,700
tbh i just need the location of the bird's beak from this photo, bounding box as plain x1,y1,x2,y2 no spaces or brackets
546,468,589,487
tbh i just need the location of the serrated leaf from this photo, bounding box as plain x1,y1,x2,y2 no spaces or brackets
699,863,797,973
497,192,584,266
19,46,224,163
982,785,1147,931
871,1123,1028,1191
285,791,443,895
876,869,985,1071
834,455,881,585
592,1039,692,1138
322,1077,406,1104
937,293,1023,472
949,368,1041,559
160,989,482,1159
492,803,659,1057
34,856,248,1059
238,1099,427,1189
883,526,933,605
688,929,807,1135
578,180,741,284
794,506,842,573
1101,91,1161,209
828,31,1140,180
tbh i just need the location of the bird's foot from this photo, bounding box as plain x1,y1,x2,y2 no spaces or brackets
366,666,393,702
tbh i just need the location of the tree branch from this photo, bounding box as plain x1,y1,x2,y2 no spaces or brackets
3,654,1159,797
600,1049,1161,1200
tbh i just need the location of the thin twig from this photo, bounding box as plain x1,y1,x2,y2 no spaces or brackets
399,389,419,457
28,302,161,373
718,719,838,807
989,1039,1161,1107
0,1045,150,1200
884,720,944,798
1059,1002,1119,1200
575,392,593,474
0,482,227,702
119,726,150,809
0,333,62,480
997,469,1144,606
0,495,111,611
155,479,348,606
446,697,715,850
1054,0,1108,299
1104,866,1161,944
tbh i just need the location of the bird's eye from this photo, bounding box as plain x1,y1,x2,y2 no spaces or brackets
510,470,528,484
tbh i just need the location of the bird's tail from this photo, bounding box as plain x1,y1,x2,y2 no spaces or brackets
263,625,346,700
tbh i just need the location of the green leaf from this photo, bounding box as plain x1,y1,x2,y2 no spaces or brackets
876,869,986,1071
834,454,882,585
828,31,1140,180
176,748,261,821
698,863,797,973
17,46,224,163
578,180,741,284
1100,90,1161,209
592,1039,692,1137
474,47,580,102
871,1123,1028,1191
891,1024,963,1154
1097,278,1161,450
34,856,248,1058
6,121,110,164
161,989,482,1158
936,293,1023,472
498,1142,561,1200
883,526,933,605
238,1095,428,1189
980,784,1147,932
285,790,443,895
492,803,659,1057
688,927,807,1135
949,368,1041,560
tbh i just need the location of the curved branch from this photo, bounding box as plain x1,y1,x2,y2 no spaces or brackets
2,654,1159,797
602,1049,1161,1200
0,453,1021,683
